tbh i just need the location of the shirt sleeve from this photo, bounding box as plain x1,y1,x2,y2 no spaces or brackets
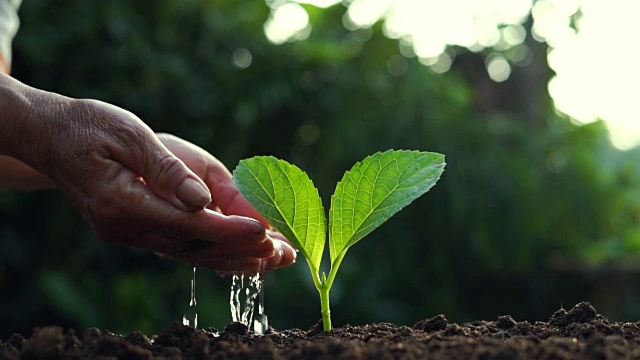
0,0,22,66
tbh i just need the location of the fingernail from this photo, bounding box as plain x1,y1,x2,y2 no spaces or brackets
271,241,284,262
176,178,211,209
251,220,265,235
266,241,289,269
262,236,277,257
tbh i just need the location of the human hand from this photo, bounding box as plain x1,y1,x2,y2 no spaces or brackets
0,80,294,274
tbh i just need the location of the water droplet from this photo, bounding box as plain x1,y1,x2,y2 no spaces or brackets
183,267,198,328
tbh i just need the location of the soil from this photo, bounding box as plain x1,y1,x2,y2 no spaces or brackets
2,302,640,359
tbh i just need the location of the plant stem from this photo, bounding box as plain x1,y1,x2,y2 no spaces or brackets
305,258,331,330
307,250,349,332
319,285,332,331
316,251,349,332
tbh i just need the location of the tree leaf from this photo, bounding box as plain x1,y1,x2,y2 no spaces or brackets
329,150,445,263
233,156,326,272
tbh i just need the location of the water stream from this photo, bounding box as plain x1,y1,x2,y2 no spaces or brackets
182,264,267,334
229,264,268,334
253,281,268,334
229,273,265,331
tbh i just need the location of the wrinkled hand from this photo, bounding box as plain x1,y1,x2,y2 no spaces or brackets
9,93,295,274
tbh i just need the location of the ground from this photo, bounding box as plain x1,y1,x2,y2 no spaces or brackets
2,302,640,359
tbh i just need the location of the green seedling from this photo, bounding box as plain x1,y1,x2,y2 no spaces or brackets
232,149,445,331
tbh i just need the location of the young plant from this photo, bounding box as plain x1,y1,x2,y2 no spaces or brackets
232,149,445,331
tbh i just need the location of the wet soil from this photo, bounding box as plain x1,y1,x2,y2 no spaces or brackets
2,302,640,359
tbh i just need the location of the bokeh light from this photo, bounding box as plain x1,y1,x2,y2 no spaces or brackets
231,48,253,69
486,54,511,82
264,2,311,44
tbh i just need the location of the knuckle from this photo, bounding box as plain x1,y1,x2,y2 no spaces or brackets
154,154,183,185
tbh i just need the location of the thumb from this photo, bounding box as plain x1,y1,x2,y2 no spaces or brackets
115,137,211,211
144,152,212,211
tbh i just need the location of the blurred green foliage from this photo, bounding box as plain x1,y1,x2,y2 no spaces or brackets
3,0,640,339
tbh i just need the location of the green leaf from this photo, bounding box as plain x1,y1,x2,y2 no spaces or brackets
329,150,445,263
232,156,326,272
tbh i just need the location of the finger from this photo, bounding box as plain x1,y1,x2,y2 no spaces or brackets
132,146,211,211
186,210,269,244
266,230,292,246
127,210,272,260
185,239,296,274
203,239,297,276
264,239,297,271
156,133,208,176
204,162,272,228
200,258,264,275
176,235,275,260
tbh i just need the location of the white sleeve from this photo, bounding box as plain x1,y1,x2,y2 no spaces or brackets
0,0,22,65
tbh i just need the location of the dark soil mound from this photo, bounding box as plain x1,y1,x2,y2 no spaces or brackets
3,302,640,359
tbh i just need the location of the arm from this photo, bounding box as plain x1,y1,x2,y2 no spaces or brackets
0,156,55,189
0,73,295,273
0,56,55,189
0,70,55,189
0,1,46,188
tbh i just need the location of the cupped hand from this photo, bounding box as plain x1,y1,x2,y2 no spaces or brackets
13,95,295,274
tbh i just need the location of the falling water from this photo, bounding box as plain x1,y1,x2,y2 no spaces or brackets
253,280,268,334
242,273,261,325
182,267,198,328
253,260,268,334
229,270,266,333
229,273,261,325
230,274,243,322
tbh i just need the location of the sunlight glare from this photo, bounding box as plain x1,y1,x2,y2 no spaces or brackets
347,0,392,28
264,3,311,44
384,0,531,51
295,0,341,8
542,0,640,149
263,0,640,148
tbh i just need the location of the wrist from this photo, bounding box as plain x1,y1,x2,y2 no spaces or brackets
0,73,27,156
0,73,72,177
